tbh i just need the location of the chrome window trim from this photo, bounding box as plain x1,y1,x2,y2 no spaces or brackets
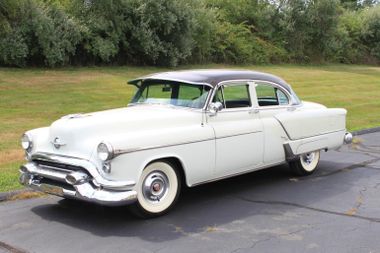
220,85,227,109
205,79,299,112
208,80,254,112
219,81,252,110
256,104,303,111
216,107,253,113
254,80,293,107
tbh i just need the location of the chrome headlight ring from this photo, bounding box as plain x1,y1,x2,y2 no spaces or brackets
97,142,114,162
21,133,33,152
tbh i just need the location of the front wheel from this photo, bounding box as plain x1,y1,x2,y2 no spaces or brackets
289,150,320,176
131,161,181,218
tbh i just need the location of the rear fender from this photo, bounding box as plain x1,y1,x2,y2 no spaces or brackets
275,108,347,159
275,108,347,141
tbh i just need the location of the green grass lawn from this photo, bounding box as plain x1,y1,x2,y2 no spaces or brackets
1,64,380,192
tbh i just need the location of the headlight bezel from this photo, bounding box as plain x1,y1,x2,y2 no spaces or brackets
21,133,33,151
97,142,114,162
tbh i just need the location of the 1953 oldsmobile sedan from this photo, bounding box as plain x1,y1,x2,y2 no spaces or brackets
19,70,353,217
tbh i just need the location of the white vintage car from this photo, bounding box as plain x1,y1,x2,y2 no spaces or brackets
19,70,352,217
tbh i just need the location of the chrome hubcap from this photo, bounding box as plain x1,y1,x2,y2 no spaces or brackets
142,171,169,203
302,152,315,165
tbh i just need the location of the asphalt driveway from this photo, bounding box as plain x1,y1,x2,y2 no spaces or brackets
1,132,380,253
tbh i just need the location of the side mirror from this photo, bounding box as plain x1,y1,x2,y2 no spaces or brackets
208,102,223,116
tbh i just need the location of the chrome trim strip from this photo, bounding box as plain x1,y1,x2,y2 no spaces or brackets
216,131,262,140
114,131,262,156
31,152,135,189
215,107,252,113
257,104,302,111
114,137,215,155
286,129,346,142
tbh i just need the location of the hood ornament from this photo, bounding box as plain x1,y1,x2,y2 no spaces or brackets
61,113,91,120
51,137,66,149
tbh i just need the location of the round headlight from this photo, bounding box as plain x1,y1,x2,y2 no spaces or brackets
21,133,33,151
97,142,114,161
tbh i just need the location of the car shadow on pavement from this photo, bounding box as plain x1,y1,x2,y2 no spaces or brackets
30,153,374,243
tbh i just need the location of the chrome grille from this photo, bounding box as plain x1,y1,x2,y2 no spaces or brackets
33,159,82,173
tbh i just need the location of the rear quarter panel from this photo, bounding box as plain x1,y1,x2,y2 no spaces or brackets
276,106,347,156
275,108,347,140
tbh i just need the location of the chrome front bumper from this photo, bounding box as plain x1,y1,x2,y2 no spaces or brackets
19,153,137,206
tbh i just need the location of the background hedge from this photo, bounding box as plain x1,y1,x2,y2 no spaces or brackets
0,0,379,67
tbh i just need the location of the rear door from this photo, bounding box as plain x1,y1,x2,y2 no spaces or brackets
254,81,294,164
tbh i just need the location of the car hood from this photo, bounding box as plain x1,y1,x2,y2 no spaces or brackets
41,105,201,159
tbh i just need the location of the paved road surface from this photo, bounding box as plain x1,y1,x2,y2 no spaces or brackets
1,132,380,253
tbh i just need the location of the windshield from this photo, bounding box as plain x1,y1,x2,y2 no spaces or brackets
131,80,212,109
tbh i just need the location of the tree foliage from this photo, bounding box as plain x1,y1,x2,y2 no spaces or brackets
0,0,379,67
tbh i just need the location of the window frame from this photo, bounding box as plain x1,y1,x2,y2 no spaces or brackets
214,81,253,111
254,81,292,109
207,79,296,112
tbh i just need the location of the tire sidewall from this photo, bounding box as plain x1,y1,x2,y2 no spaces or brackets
289,150,321,176
300,151,320,173
135,161,181,217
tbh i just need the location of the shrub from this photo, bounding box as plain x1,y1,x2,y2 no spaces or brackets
334,9,366,63
0,29,29,67
0,0,379,67
361,5,380,62
0,0,82,67
125,0,197,66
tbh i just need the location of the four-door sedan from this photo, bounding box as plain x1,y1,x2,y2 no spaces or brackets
19,70,352,217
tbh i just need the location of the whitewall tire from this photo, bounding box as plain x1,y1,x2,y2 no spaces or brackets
131,161,181,218
289,150,320,176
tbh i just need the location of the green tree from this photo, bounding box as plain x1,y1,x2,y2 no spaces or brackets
361,5,380,62
308,0,342,61
280,0,312,62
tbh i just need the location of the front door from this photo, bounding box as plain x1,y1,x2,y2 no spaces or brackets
206,81,264,178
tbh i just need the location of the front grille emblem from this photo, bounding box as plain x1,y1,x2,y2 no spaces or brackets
51,137,66,149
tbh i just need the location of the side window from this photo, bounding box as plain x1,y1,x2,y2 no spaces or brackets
276,89,289,105
255,83,289,106
222,84,251,109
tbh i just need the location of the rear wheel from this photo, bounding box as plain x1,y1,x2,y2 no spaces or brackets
289,150,320,176
131,161,181,218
